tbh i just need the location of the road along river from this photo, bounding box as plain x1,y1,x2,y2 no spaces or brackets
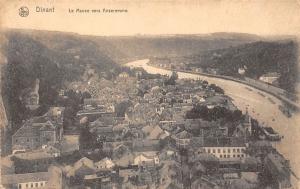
126,59,300,188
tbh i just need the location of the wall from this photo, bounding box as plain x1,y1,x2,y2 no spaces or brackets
204,146,246,161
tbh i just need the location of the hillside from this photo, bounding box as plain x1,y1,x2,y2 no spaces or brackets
1,30,118,132
18,30,261,63
181,41,298,92
90,33,262,62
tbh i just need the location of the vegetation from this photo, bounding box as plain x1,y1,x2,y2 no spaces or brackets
164,71,178,85
186,104,243,122
208,84,224,94
187,41,298,92
2,31,117,132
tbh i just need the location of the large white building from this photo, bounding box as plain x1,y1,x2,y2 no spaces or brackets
203,146,247,161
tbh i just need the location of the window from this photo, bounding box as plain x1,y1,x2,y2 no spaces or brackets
31,183,33,188
27,139,29,142
241,154,244,158
40,183,43,187
207,149,211,153
237,155,240,157
233,155,235,158
19,184,22,189
220,155,222,158
26,184,28,188
227,155,230,158
233,149,236,153
218,149,221,153
223,149,226,153
35,183,38,187
237,149,240,153
228,149,231,153
212,149,216,153
16,139,18,143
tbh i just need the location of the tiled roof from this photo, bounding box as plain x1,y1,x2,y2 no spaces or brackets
148,126,164,140
203,137,246,147
12,126,40,138
175,130,192,139
142,126,153,135
13,116,57,138
73,157,95,171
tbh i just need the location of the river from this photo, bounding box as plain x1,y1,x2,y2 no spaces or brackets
126,59,300,188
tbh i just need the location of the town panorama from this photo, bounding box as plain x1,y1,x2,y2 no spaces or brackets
0,30,299,189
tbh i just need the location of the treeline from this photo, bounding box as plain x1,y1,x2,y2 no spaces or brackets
186,104,243,122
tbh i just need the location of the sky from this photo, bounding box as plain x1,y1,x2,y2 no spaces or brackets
1,0,300,36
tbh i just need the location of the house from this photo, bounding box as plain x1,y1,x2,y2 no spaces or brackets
1,172,49,189
148,126,165,140
142,125,167,140
259,72,280,85
202,137,247,161
77,106,115,122
112,143,131,159
77,99,115,121
94,157,115,170
132,139,160,152
133,152,160,166
159,120,177,131
238,68,246,75
12,107,64,151
12,119,59,151
83,99,114,111
1,166,65,189
118,72,130,78
172,130,192,149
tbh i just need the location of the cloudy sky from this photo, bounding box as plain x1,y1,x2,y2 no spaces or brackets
2,0,300,36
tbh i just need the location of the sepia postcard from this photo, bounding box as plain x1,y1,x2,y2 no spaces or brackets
0,0,300,188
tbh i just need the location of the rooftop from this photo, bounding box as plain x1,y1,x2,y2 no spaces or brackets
2,172,50,185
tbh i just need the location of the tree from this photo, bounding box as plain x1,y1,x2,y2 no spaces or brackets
209,84,224,94
186,105,243,122
164,71,178,85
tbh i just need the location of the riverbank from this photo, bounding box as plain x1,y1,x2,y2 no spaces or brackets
149,62,300,112
126,59,300,188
